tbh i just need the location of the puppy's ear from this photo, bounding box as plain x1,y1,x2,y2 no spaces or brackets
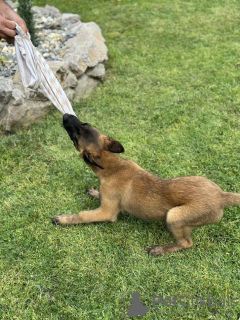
107,139,124,153
82,150,104,169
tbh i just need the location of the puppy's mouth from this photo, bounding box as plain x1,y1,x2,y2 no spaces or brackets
63,113,83,149
63,113,83,131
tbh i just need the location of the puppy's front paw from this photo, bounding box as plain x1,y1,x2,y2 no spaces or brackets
51,214,71,226
51,216,61,225
148,245,166,256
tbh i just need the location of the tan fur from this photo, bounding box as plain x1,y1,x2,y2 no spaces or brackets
52,115,240,255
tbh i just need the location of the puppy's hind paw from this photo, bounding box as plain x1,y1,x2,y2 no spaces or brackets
148,245,166,256
87,188,100,200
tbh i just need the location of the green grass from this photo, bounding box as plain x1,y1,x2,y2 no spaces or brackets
1,0,240,319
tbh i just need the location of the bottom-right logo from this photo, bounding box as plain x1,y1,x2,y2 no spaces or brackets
118,291,239,318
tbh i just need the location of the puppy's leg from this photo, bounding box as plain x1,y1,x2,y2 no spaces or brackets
149,206,195,256
52,208,116,225
149,205,224,255
87,188,100,200
52,197,119,225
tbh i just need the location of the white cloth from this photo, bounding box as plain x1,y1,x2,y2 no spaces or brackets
14,24,76,116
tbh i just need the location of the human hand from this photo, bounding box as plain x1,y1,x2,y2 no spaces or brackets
0,1,27,44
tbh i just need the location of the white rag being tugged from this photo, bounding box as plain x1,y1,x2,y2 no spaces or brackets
14,24,76,116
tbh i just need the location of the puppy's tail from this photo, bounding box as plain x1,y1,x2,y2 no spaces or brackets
221,192,240,208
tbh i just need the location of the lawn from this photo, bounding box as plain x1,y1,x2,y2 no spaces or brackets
0,0,240,319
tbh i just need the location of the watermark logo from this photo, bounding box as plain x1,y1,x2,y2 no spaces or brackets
119,291,149,318
127,292,149,316
118,291,239,318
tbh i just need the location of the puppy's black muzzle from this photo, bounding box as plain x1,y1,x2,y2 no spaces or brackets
63,113,83,148
63,114,95,150
63,113,83,130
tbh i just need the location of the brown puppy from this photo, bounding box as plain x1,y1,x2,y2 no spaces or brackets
52,114,240,255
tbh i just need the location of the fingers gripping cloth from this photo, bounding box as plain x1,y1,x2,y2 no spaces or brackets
14,24,76,116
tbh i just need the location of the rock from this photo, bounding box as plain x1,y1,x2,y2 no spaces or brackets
0,104,28,132
0,100,53,131
12,64,18,72
43,52,50,59
12,70,22,84
63,72,78,89
2,46,9,53
49,53,56,60
60,50,67,57
1,71,11,77
12,88,25,106
64,88,75,102
47,60,68,74
61,13,80,26
74,74,99,100
25,88,48,102
66,54,88,78
0,78,13,111
65,22,108,68
66,21,83,33
61,32,77,43
32,6,44,13
45,5,60,15
87,63,105,80
42,5,60,16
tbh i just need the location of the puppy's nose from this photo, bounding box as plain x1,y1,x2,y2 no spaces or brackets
63,113,70,122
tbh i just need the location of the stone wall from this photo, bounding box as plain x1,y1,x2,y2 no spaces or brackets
0,4,108,131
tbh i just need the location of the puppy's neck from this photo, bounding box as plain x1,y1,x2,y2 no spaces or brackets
90,150,126,177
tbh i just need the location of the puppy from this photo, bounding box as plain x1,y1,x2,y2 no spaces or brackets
52,114,240,255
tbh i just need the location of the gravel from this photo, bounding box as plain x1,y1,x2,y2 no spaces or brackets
0,4,78,78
